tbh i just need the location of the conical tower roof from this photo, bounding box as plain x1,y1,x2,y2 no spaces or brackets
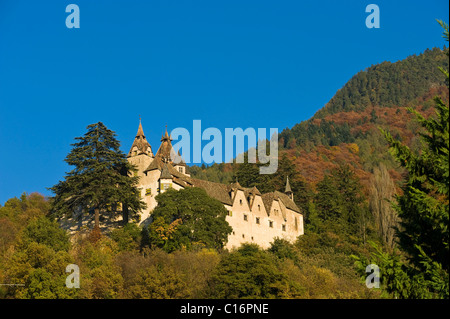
128,118,153,157
155,126,175,163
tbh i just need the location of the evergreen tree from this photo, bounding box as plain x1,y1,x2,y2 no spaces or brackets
370,21,449,298
50,122,146,231
331,164,366,235
315,174,342,222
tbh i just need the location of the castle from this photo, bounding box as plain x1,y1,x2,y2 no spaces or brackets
127,120,304,249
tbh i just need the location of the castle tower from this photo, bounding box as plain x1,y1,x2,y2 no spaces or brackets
127,118,154,177
285,176,293,201
155,126,175,163
153,126,189,176
128,118,153,157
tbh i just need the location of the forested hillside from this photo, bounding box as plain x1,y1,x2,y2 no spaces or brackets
191,46,449,187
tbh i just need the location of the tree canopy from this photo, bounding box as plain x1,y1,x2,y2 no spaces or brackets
145,187,232,252
50,122,146,230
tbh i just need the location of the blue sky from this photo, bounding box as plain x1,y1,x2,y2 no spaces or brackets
0,0,448,204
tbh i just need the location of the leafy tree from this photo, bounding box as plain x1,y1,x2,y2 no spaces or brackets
146,187,232,252
2,217,76,299
268,238,298,262
109,223,143,252
22,216,70,252
73,236,124,299
50,122,146,231
6,242,77,299
207,244,301,298
125,265,189,299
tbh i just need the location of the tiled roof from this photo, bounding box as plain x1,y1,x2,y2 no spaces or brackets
274,191,300,213
160,164,172,179
188,178,233,205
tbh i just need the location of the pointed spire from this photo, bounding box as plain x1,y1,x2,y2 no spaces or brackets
161,125,172,141
285,176,293,201
128,117,153,157
285,176,292,193
136,117,145,139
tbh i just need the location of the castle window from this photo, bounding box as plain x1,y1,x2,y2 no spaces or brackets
178,167,183,173
256,217,260,224
243,214,248,221
258,205,261,211
227,210,233,217
282,224,286,232
295,217,298,231
145,188,152,196
239,199,243,205
242,234,245,238
269,221,273,228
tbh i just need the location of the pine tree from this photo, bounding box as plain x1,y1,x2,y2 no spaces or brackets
50,122,146,231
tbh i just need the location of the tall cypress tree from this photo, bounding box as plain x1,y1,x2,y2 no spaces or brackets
50,122,146,231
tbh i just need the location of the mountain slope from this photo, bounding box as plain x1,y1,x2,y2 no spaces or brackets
191,46,449,191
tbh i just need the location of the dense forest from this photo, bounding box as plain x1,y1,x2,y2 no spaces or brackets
0,24,448,300
0,193,380,298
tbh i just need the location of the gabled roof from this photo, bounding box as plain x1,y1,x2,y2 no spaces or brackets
274,191,300,213
242,186,261,197
261,192,276,215
261,191,301,215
